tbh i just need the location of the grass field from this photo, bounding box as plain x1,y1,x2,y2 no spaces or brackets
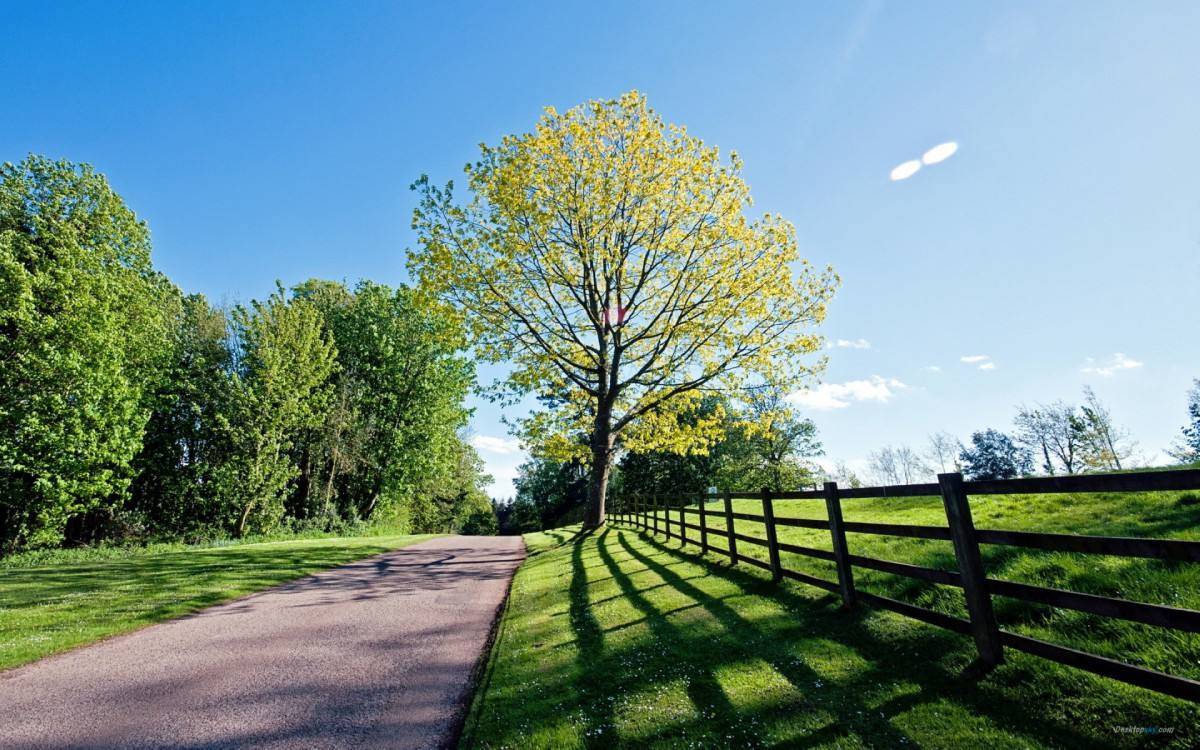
0,533,437,671
465,489,1200,749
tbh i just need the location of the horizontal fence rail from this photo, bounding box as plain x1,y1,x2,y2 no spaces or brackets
611,469,1200,704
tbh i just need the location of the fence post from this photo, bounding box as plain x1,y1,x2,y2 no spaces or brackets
679,497,687,546
938,472,1004,669
698,491,710,555
761,487,783,583
723,490,738,565
823,481,856,609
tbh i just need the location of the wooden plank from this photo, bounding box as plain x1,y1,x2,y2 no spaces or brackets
975,528,1200,562
988,578,1200,632
940,472,1004,668
771,489,826,500
839,483,942,499
733,532,769,548
698,495,709,555
999,631,1200,702
772,517,831,530
856,591,974,636
780,567,842,594
776,541,838,562
965,468,1200,496
841,521,953,541
848,554,962,586
825,481,857,609
724,490,738,566
736,553,773,571
729,511,767,523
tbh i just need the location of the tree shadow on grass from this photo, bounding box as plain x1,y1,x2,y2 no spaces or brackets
553,524,1194,749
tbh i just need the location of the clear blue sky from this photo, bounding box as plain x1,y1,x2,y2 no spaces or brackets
4,1,1197,496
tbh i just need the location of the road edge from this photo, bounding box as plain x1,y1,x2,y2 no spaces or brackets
450,534,528,750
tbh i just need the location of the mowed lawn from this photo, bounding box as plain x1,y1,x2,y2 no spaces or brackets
0,533,437,671
466,490,1200,749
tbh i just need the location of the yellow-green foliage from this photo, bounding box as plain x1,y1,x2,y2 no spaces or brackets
410,92,838,468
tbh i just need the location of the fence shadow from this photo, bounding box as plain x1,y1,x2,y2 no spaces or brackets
550,525,1173,748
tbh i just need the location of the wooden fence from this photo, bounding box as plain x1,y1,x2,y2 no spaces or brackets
610,469,1200,703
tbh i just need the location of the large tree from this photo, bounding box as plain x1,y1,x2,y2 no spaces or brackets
295,280,475,528
410,92,837,526
0,156,177,549
1014,401,1083,475
1076,386,1136,471
959,429,1033,481
130,294,235,534
222,287,337,536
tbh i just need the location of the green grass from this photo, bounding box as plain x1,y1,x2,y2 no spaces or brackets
465,490,1200,749
0,533,437,671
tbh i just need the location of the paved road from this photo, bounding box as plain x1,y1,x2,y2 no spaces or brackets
0,535,525,750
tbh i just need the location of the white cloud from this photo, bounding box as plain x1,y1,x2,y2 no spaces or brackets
830,338,871,349
922,141,959,165
470,435,523,454
890,160,921,181
891,141,959,181
978,361,996,371
960,355,990,364
787,376,908,411
1081,352,1143,377
923,365,942,373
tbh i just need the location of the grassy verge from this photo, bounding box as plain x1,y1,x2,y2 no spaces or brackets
465,510,1198,748
689,489,1200,678
0,533,437,670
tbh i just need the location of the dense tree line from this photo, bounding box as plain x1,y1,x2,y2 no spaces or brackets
499,390,821,533
1,156,493,552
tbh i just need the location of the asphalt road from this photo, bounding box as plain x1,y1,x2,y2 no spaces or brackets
0,535,525,750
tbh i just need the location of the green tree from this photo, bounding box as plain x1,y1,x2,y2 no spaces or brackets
1076,386,1136,471
959,429,1032,480
294,280,475,530
130,294,235,534
507,455,588,532
731,386,822,491
222,287,337,536
417,437,495,533
1168,379,1200,463
0,156,177,549
411,92,837,528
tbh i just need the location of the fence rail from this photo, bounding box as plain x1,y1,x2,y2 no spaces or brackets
610,469,1200,703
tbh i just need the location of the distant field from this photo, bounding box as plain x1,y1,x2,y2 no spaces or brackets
0,534,437,671
466,489,1199,749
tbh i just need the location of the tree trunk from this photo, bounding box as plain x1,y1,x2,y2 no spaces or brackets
584,429,613,528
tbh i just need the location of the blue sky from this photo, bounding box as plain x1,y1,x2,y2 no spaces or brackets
4,1,1197,496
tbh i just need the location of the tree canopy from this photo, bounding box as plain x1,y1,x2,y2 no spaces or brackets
959,429,1032,481
1,156,494,552
0,156,177,548
410,92,837,526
